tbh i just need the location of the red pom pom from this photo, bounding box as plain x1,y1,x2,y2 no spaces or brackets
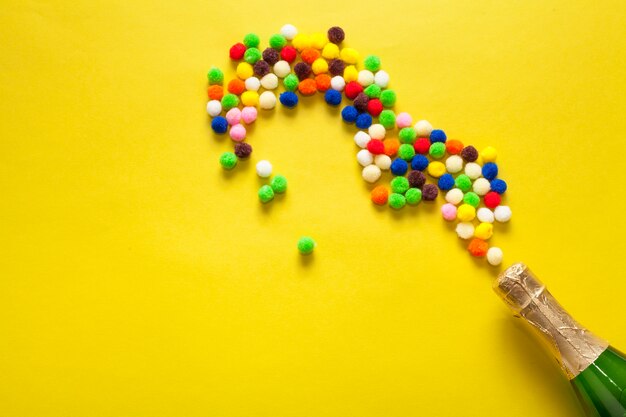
367,139,385,155
344,81,363,100
366,98,383,116
280,46,297,63
484,192,501,208
229,43,246,60
414,138,431,154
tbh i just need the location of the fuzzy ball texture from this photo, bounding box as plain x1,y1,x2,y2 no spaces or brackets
422,184,439,201
455,174,472,192
456,222,475,239
464,162,482,180
472,178,491,195
364,84,381,99
411,154,429,171
383,139,400,156
490,179,507,194
269,34,287,50
273,61,291,78
341,105,358,123
343,65,358,82
441,203,457,221
229,43,246,60
461,145,479,162
391,176,410,194
408,170,426,188
366,99,383,116
414,138,431,154
481,146,497,162
279,91,298,108
415,120,433,137
494,205,512,222
236,62,254,80
427,161,446,178
328,59,345,76
311,32,329,49
241,90,259,107
312,59,329,75
207,100,222,117
253,60,270,77
225,108,241,125
280,45,297,63
340,48,359,64
294,62,312,80
219,152,237,170
482,162,499,180
227,79,245,95
378,110,396,129
367,139,385,155
322,43,340,59
398,144,415,161
357,70,375,87
445,155,464,174
211,116,228,134
258,185,274,203
371,185,389,205
315,74,331,91
399,127,417,144
283,74,299,91
374,70,390,88
463,192,480,207
298,79,317,96
280,24,298,40
474,222,494,240
396,112,413,128
256,160,272,178
405,188,422,205
468,238,489,257
487,247,503,266
261,73,278,90
297,236,316,255
243,33,260,48
207,67,224,85
330,75,346,91
362,165,381,183
262,48,280,65
484,191,501,208
241,107,257,124
364,55,381,72
457,204,476,222
445,188,464,205
244,48,262,64
301,48,321,65
429,142,446,159
374,154,392,170
429,129,447,143
388,193,406,209
357,149,374,167
390,158,408,176
379,90,396,107
229,124,246,141
207,85,223,101
477,208,495,223
327,26,345,44
446,140,464,155
234,142,252,159
354,131,371,148
221,93,239,111
325,89,342,106
345,81,363,99
353,93,369,112
437,173,455,191
271,175,288,193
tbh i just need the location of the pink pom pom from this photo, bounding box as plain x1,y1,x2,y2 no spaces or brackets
395,112,413,128
225,108,241,125
441,203,457,221
229,124,246,141
241,106,257,124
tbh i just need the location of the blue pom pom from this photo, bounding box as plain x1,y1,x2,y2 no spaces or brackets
279,92,298,108
482,162,498,180
341,105,358,123
211,116,228,134
324,89,342,106
355,113,373,129
390,158,408,176
438,173,455,191
430,129,447,143
411,154,429,171
490,178,507,194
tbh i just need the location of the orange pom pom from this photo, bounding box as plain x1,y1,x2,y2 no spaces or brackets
446,139,464,155
298,79,317,95
207,85,224,100
315,74,331,92
227,79,245,95
301,47,321,65
371,185,389,205
468,238,489,257
383,138,400,157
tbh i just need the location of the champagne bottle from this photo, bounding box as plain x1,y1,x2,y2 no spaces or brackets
494,263,626,417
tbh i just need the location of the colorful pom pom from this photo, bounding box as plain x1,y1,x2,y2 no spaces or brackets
279,91,298,108
437,173,455,191
484,191,501,208
405,188,422,205
411,154,429,171
468,238,489,257
219,151,237,169
207,67,224,85
408,170,426,188
271,175,288,193
422,184,439,201
341,105,358,122
211,116,228,134
364,55,381,72
327,26,345,44
325,89,342,106
388,193,406,209
371,185,389,205
297,236,316,255
229,43,246,60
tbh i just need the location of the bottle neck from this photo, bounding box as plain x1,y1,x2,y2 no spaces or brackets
494,263,609,380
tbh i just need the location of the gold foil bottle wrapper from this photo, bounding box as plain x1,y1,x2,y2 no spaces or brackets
494,263,608,379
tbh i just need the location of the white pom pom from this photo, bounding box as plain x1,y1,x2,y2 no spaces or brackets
456,222,475,240
477,207,495,223
256,160,272,178
494,205,512,222
362,165,382,183
273,61,291,78
487,247,503,266
414,120,433,137
357,70,374,86
374,70,389,88
464,162,482,180
445,155,463,174
330,76,345,91
472,178,491,196
280,24,298,40
260,73,278,90
445,188,464,205
357,149,374,166
207,100,222,117
374,154,391,170
245,77,260,91
259,91,277,110
368,124,386,140
354,131,371,148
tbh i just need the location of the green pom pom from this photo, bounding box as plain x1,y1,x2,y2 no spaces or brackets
270,175,287,193
398,144,415,161
429,142,446,159
390,176,410,194
463,191,480,207
364,84,381,98
380,89,396,107
258,185,274,203
221,93,239,111
219,152,237,170
388,193,406,209
244,48,262,64
243,33,260,48
398,127,417,144
455,174,472,192
269,34,287,50
207,67,224,85
283,74,299,91
378,110,396,129
405,188,422,205
364,55,381,72
297,236,316,255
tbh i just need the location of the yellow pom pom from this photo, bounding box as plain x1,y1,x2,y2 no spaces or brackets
241,91,259,107
310,32,328,49
292,34,311,51
427,161,446,178
340,47,360,64
236,62,253,80
481,146,497,162
311,58,328,75
343,65,358,82
474,222,494,240
457,204,477,222
322,43,340,59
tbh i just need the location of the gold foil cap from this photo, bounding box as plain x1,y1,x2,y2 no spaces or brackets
494,263,608,379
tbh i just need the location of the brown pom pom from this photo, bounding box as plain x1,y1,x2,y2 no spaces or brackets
422,184,439,201
294,62,312,80
253,60,270,77
262,48,280,66
460,145,478,162
328,59,345,76
234,142,252,158
353,92,369,112
327,26,345,44
408,171,426,189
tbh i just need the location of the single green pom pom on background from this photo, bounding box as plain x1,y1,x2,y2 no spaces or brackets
364,55,381,72
271,175,287,193
390,176,410,194
283,74,299,91
378,110,396,129
219,152,237,170
398,143,415,161
244,48,262,64
258,185,274,203
297,236,316,255
364,84,381,98
269,34,287,50
429,142,446,159
463,191,480,207
380,89,396,107
405,188,422,205
388,193,406,209
221,93,239,111
398,127,417,144
207,67,224,85
455,174,472,192
243,33,260,48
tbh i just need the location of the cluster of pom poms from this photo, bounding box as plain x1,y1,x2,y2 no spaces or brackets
208,24,511,265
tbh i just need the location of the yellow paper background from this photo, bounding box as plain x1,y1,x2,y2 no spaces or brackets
1,1,625,416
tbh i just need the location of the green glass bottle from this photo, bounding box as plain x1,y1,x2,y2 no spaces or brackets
494,263,626,417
